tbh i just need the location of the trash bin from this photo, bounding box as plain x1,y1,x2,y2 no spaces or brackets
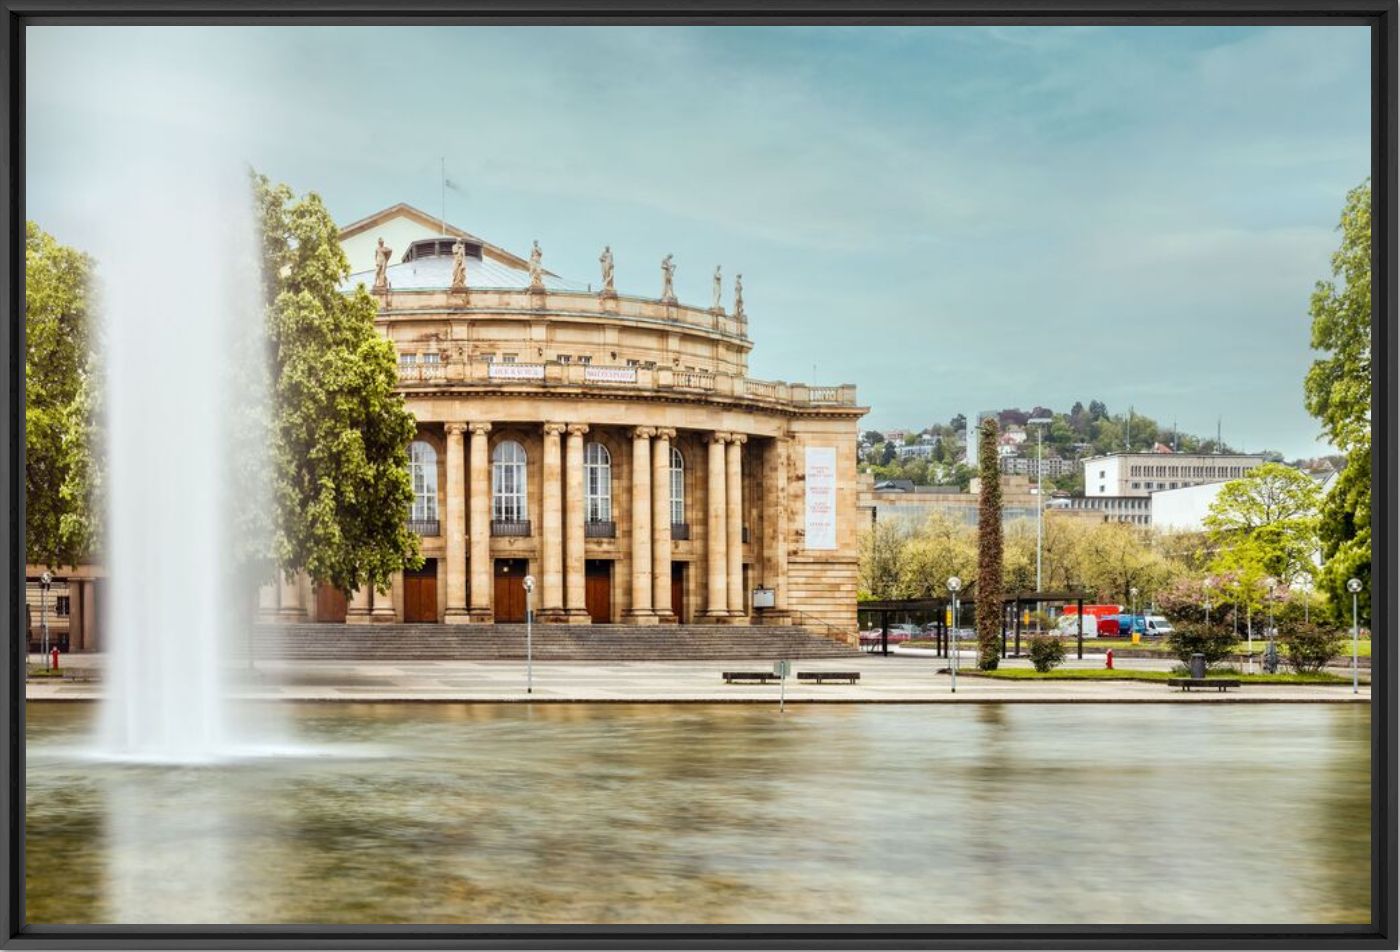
1189,653,1206,680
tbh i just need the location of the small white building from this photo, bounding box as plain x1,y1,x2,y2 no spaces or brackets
1150,482,1226,532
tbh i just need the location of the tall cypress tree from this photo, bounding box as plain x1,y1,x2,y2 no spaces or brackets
251,173,421,596
976,416,1003,670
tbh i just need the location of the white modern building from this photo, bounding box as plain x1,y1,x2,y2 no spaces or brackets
1149,481,1226,532
1082,452,1265,497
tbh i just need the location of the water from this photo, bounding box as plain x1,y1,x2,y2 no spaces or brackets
26,702,1370,925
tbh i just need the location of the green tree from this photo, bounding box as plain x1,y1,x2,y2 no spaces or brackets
1305,181,1371,622
1204,463,1321,587
858,519,905,600
975,416,1003,670
25,222,101,566
252,172,421,596
897,513,976,598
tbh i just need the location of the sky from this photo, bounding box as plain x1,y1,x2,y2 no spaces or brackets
26,25,1371,459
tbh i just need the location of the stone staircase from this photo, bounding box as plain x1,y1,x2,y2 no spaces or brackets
247,623,860,662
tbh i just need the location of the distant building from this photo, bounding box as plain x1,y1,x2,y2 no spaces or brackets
1047,495,1152,526
1082,451,1265,497
999,455,1075,478
859,473,1040,529
894,443,937,460
1150,482,1226,532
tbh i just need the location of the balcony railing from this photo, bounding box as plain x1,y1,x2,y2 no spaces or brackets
671,522,690,540
585,520,616,539
407,518,440,536
491,519,532,537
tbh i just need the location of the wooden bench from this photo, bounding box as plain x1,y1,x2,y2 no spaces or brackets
1167,678,1241,692
797,671,861,684
722,671,779,684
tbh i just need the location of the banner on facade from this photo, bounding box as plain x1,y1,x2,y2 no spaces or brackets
488,363,545,380
584,365,637,384
804,446,837,550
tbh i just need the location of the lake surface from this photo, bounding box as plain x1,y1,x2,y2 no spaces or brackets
25,702,1370,925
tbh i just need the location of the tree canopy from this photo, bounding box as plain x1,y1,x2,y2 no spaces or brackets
1204,462,1321,587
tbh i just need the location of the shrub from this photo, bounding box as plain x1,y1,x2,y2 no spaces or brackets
1166,622,1237,665
1027,634,1066,673
1281,621,1344,674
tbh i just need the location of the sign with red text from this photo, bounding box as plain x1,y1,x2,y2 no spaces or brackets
804,446,837,550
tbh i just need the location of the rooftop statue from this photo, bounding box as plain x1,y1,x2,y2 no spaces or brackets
600,245,615,294
712,266,723,312
373,237,392,291
734,273,745,319
528,240,544,289
451,237,467,291
660,254,677,303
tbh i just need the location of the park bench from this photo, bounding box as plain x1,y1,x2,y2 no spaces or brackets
796,671,861,684
1167,678,1241,693
722,671,779,684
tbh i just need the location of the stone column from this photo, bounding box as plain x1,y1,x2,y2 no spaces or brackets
704,432,729,619
625,427,657,623
727,434,747,617
652,428,676,622
540,422,567,620
257,581,278,623
564,423,590,620
370,579,397,623
347,585,372,622
277,572,307,621
762,437,791,622
82,579,98,651
468,422,493,622
444,423,470,622
68,579,85,652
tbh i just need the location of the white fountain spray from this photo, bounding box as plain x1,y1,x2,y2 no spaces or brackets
93,142,274,764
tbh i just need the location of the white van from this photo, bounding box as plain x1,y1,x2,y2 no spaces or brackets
1143,614,1174,637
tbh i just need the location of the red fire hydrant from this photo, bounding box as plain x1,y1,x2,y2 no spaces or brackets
50,647,60,671
1105,649,1114,670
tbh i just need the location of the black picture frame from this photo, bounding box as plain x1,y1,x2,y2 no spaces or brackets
2,2,1395,948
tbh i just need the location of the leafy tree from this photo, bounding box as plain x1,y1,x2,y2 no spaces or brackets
898,513,976,598
1305,181,1371,622
1088,400,1108,421
1079,521,1171,606
1204,463,1321,586
975,416,1003,670
858,519,905,599
880,442,897,466
252,172,421,596
861,429,885,445
25,222,101,566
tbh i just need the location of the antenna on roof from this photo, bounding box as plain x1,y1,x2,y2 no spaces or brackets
1216,417,1222,455
1173,420,1178,453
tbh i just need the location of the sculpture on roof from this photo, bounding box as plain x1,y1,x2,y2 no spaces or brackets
451,237,467,291
600,245,615,294
373,237,392,291
660,254,677,303
528,240,544,290
712,266,723,312
734,273,745,319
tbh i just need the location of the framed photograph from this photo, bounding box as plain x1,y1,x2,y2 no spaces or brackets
4,2,1395,949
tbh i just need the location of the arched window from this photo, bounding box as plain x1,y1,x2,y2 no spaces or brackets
409,441,438,523
584,442,612,523
492,440,527,523
670,446,685,525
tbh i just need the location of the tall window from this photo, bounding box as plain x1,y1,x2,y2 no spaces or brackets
492,440,527,522
584,442,612,522
670,446,685,525
409,441,438,521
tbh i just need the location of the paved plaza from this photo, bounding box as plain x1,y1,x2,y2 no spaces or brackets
26,651,1370,704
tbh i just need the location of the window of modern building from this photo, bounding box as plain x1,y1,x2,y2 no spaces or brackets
409,441,438,522
492,440,528,522
670,447,685,525
584,442,612,523
1131,482,1140,489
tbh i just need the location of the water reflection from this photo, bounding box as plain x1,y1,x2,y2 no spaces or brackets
26,702,1370,924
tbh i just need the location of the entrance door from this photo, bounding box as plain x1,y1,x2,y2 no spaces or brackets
314,583,348,623
494,559,528,622
671,562,685,623
585,560,612,624
403,559,438,623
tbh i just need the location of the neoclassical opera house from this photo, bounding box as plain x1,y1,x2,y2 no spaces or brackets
260,204,866,639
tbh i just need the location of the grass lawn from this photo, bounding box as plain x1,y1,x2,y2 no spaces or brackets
906,637,1375,658
962,668,1354,685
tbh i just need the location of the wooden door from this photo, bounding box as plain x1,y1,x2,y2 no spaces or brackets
314,583,348,623
671,562,685,623
585,560,611,624
494,559,527,622
403,560,438,623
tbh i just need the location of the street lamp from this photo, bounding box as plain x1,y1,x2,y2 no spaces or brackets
39,570,52,663
946,576,962,694
1262,576,1278,673
1347,577,1363,695
1130,586,1139,641
523,574,536,694
1028,416,1052,600
1202,578,1212,627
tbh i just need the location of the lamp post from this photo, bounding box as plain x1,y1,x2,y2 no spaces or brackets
523,574,536,695
1347,577,1363,695
1130,586,1139,641
1202,578,1212,627
946,576,962,694
1028,416,1052,602
39,570,52,663
1262,576,1278,672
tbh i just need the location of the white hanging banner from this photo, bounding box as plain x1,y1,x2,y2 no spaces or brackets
804,446,837,550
